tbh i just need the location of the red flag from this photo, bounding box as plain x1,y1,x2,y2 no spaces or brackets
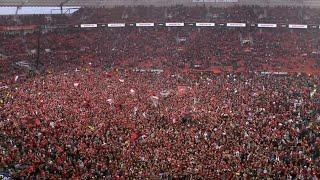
35,118,41,126
130,132,138,143
106,72,112,78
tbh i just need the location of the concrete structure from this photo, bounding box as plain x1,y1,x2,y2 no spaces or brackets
0,0,319,7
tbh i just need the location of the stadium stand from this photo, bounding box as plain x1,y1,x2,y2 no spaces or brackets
0,4,320,179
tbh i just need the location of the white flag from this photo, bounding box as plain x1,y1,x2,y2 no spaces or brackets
150,96,159,107
130,89,135,95
14,75,19,82
107,98,113,105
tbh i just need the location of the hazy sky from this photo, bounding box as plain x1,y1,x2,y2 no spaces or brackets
0,7,79,15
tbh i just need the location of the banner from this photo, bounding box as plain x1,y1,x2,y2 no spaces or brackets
2,22,320,32
0,25,37,31
215,0,238,2
203,0,238,2
258,23,277,28
261,72,288,75
227,23,246,27
133,69,163,73
165,23,184,27
57,24,70,29
196,23,215,27
136,23,155,27
43,25,58,29
80,24,97,28
108,23,126,28
289,24,308,29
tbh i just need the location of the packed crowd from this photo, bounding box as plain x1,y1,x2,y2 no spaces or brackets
73,5,320,24
1,68,320,178
1,27,319,76
1,5,320,25
0,5,320,179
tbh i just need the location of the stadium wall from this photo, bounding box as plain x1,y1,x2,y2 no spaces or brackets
0,0,319,8
63,0,320,7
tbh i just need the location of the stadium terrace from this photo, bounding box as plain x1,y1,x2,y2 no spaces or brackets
0,4,320,179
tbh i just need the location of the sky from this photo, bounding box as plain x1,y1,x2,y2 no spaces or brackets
0,7,80,15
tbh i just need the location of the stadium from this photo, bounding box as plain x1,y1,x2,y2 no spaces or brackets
0,0,320,179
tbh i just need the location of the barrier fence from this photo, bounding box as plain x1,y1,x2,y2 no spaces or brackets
0,22,319,32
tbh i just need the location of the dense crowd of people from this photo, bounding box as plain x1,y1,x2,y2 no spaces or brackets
1,69,320,178
0,5,320,179
1,5,320,25
1,28,320,77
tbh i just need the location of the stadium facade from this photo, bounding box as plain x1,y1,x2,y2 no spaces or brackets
0,0,319,7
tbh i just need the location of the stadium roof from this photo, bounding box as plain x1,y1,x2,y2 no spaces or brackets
0,0,319,7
